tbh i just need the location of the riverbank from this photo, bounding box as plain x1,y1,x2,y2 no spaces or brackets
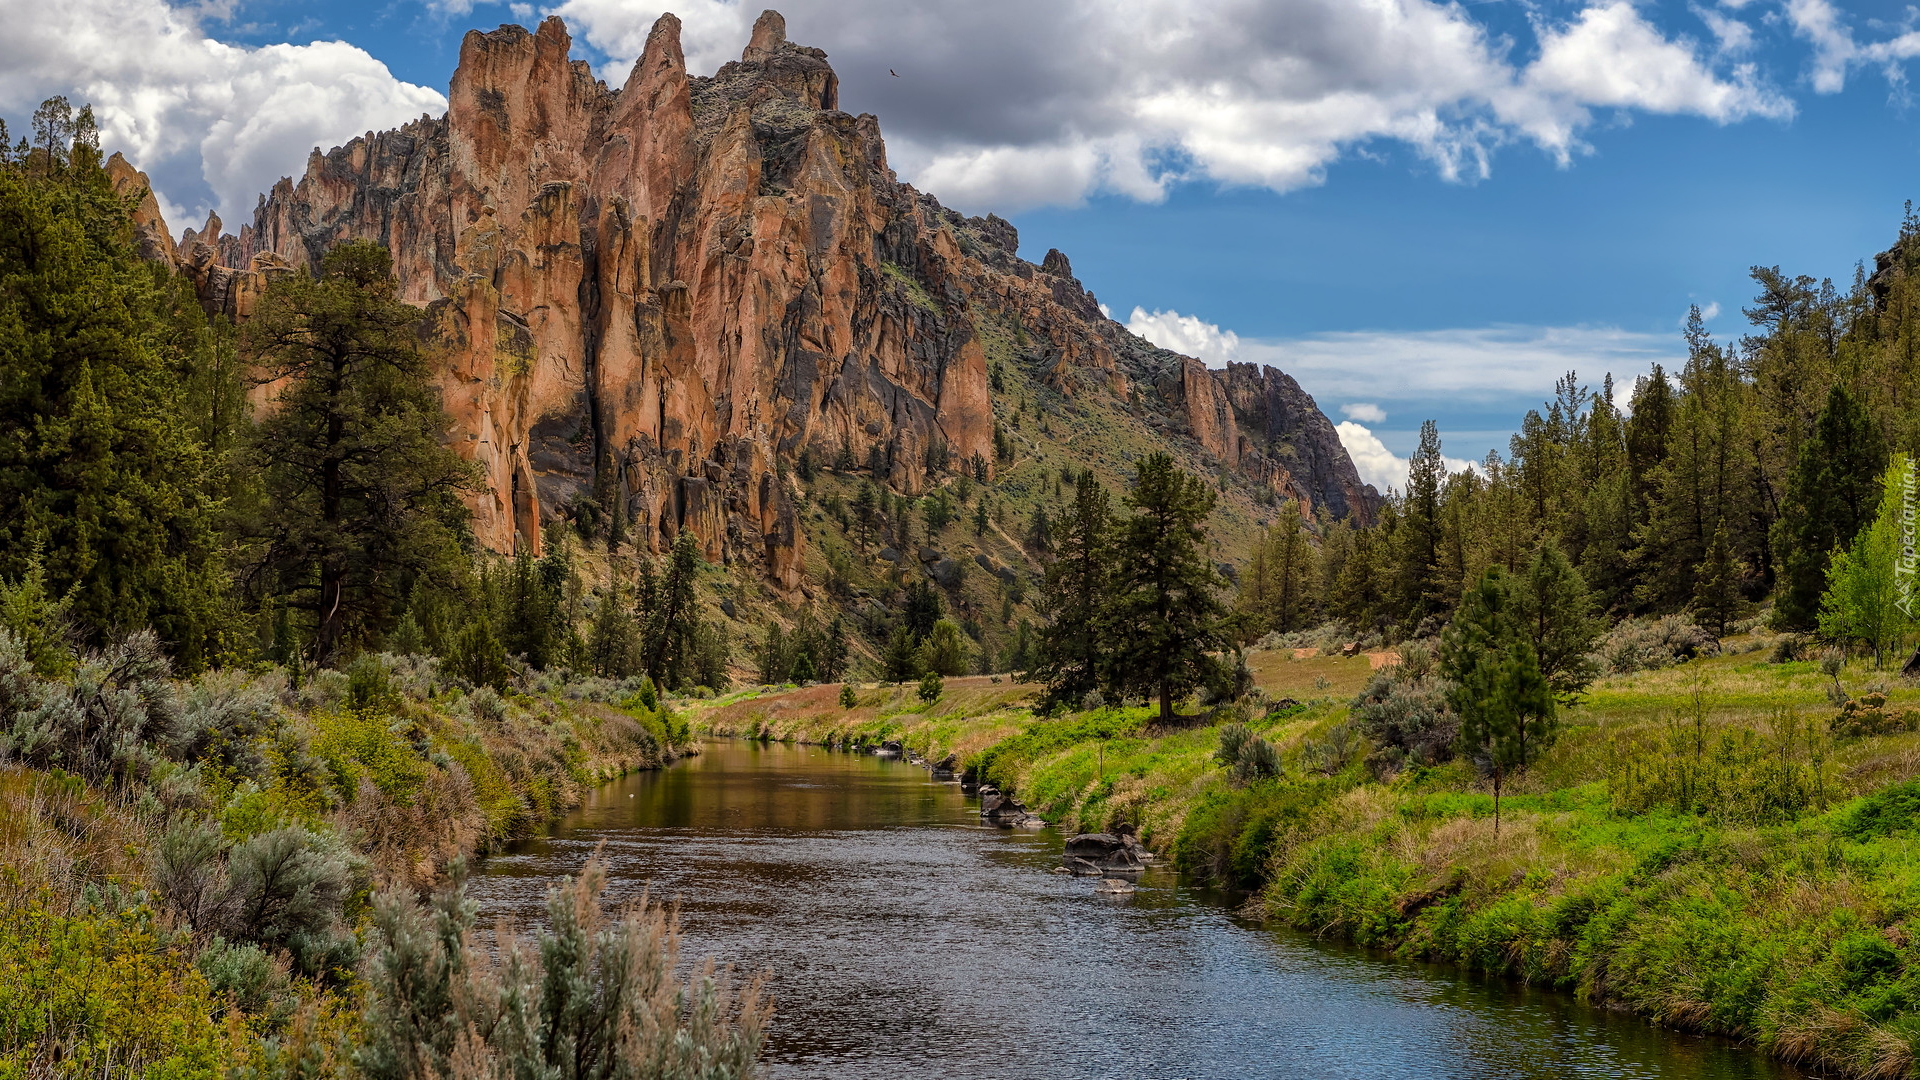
0,649,693,1078
687,639,1920,1079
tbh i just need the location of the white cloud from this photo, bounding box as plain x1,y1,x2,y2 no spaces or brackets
1234,323,1682,404
1785,0,1920,94
547,0,1797,213
1697,300,1722,321
1336,421,1410,492
0,0,446,226
1125,306,1241,365
1342,402,1388,423
1335,421,1473,492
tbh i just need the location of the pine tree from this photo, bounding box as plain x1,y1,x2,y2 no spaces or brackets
242,241,481,665
1515,538,1602,704
1441,566,1557,834
642,532,704,689
587,574,636,678
1775,384,1886,629
1397,420,1445,618
1103,453,1237,723
1031,470,1112,709
1692,521,1745,638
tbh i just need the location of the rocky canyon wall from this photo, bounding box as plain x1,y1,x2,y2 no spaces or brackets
118,9,1377,591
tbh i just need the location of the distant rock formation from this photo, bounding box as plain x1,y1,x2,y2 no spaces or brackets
125,9,1377,590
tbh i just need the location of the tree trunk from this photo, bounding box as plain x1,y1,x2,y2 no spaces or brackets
1493,766,1503,838
1904,644,1920,679
1159,680,1172,725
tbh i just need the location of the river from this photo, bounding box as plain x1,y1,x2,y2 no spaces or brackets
467,738,1802,1080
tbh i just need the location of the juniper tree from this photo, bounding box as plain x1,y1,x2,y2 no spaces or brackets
241,241,481,665
0,99,231,665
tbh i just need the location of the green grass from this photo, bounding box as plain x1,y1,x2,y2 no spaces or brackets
687,642,1920,1078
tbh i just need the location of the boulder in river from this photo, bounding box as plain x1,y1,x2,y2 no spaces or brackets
1064,832,1151,871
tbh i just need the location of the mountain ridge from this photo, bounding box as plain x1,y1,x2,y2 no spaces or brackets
110,8,1379,594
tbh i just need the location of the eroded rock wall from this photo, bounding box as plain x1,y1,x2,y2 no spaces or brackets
134,8,1375,591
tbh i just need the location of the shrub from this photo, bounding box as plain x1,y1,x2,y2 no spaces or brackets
1838,779,1920,840
308,708,430,801
3,630,179,789
839,683,858,709
0,895,239,1080
1214,722,1280,782
918,671,944,704
172,669,281,783
1349,668,1456,772
357,858,765,1080
1596,615,1717,674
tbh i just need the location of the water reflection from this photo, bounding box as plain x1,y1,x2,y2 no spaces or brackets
468,739,1799,1080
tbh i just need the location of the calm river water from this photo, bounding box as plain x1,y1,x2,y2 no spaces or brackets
468,739,1802,1080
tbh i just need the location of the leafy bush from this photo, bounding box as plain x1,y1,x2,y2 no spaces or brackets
308,708,430,801
357,858,765,1080
0,893,240,1080
839,683,858,709
918,671,944,704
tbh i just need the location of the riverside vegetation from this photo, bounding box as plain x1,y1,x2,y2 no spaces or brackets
13,33,1920,1079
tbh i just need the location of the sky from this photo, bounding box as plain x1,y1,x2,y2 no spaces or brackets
5,0,1920,491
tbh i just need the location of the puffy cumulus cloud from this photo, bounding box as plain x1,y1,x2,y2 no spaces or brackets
1335,421,1410,492
1507,1,1790,159
1124,307,1240,365
0,0,445,227
1341,402,1388,424
1336,421,1475,492
549,0,1794,211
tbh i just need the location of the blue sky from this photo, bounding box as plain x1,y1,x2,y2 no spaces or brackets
6,0,1920,488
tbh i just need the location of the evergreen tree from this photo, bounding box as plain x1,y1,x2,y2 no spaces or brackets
1103,454,1237,723
1441,566,1557,834
1237,506,1313,638
587,575,636,678
642,532,705,690
1692,521,1745,638
881,625,922,683
758,623,791,685
242,241,481,665
1031,470,1113,709
1397,420,1445,618
1514,538,1602,705
918,619,971,677
0,99,231,666
902,580,943,644
1775,384,1886,629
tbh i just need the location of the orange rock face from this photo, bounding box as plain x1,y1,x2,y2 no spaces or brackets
139,10,1375,590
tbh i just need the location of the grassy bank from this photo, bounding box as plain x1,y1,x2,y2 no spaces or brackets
690,639,1920,1078
0,644,692,1079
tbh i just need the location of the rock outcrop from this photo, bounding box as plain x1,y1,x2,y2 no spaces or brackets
131,9,1376,589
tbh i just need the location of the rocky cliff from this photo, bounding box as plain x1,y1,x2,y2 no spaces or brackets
127,10,1377,590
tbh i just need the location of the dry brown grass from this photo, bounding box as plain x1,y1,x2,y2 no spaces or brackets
0,765,150,915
